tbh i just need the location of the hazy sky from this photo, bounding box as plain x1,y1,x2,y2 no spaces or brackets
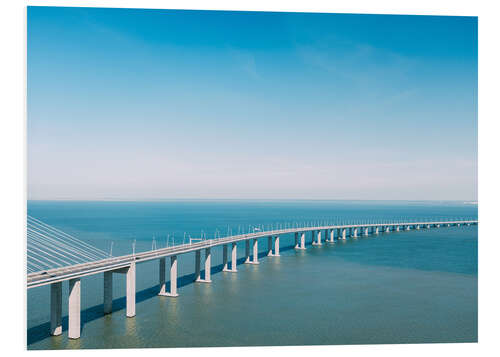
27,7,477,200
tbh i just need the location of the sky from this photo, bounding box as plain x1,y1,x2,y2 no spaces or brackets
27,7,478,201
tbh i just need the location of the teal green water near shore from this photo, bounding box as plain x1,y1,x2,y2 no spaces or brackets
27,200,477,349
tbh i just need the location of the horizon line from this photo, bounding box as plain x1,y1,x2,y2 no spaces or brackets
27,198,478,203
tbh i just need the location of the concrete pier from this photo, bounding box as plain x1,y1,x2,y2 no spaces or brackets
196,248,212,282
169,256,179,296
250,239,260,264
230,242,238,272
352,227,358,238
195,250,201,280
204,248,212,281
224,243,237,272
374,226,379,234
327,229,335,243
50,282,62,336
126,262,136,317
364,227,369,236
342,228,346,240
416,225,420,230
68,278,81,339
274,236,280,256
313,230,322,245
395,226,400,232
406,225,410,231
294,232,299,249
159,256,178,296
267,236,274,256
298,232,306,249
223,244,229,270
244,240,251,263
158,257,166,295
104,271,113,314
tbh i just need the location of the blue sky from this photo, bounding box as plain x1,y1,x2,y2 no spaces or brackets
27,7,477,200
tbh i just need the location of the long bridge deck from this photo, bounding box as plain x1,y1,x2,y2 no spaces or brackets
26,219,478,339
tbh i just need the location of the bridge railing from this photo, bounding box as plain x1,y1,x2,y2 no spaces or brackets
27,217,478,279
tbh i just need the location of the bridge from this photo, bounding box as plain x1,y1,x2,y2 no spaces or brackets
27,216,478,339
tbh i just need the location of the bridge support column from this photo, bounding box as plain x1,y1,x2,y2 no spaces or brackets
104,271,113,314
374,226,379,235
160,256,179,296
385,226,390,233
126,262,136,317
406,225,410,231
364,227,369,236
251,239,259,264
274,236,280,256
230,242,238,272
395,226,400,232
169,256,179,296
298,232,306,249
196,248,212,282
244,240,251,263
204,248,212,282
294,232,299,249
311,230,315,244
267,236,274,256
313,230,322,245
342,228,346,240
50,282,62,336
327,229,334,243
416,225,420,230
195,250,201,280
353,227,358,238
68,278,81,339
159,257,166,295
223,244,229,271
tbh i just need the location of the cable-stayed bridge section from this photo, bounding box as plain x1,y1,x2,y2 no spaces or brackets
27,216,478,339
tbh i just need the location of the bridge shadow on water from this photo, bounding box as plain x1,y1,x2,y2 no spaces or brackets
28,242,311,345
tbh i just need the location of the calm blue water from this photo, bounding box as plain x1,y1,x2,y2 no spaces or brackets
27,200,477,349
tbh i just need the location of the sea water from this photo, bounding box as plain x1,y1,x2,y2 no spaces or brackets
26,200,478,349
